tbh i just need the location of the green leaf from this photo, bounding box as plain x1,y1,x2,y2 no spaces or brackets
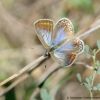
93,86,98,91
85,77,92,87
81,0,93,11
84,76,93,91
97,40,100,49
97,67,100,74
96,60,100,67
84,82,91,90
93,84,100,91
84,45,92,58
88,76,93,82
76,73,82,82
68,0,93,13
40,88,52,100
93,49,97,55
84,45,90,53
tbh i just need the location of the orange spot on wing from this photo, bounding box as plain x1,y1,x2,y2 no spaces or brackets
68,53,76,64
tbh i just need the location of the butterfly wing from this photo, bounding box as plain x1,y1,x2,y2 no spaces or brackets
34,19,53,49
51,38,84,67
51,18,74,47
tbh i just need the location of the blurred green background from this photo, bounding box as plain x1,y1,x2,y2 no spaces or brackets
0,0,100,100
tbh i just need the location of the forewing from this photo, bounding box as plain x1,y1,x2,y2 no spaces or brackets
52,18,74,47
51,38,84,67
34,19,53,49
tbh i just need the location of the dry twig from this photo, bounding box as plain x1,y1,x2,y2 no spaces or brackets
0,74,29,96
0,53,50,96
0,18,100,96
0,55,48,87
30,63,61,100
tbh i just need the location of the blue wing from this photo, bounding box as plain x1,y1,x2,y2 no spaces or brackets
51,18,74,47
51,38,84,67
34,19,53,49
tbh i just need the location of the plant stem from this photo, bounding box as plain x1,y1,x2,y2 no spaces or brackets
89,70,96,100
0,55,49,87
89,53,97,100
96,49,100,55
89,90,93,100
78,24,100,39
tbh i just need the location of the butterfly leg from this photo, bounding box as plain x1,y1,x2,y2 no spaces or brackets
43,50,50,57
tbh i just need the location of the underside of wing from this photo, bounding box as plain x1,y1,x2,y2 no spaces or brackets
34,19,53,49
51,18,74,47
51,38,84,67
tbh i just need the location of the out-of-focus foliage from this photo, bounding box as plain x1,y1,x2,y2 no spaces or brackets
40,88,52,100
0,0,100,100
76,41,100,99
2,0,14,8
97,40,100,49
68,0,93,12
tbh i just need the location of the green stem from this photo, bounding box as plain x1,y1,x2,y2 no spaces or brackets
89,54,97,100
91,71,96,87
95,49,100,55
90,70,96,100
89,90,93,100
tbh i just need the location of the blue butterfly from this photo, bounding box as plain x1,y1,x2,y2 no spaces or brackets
34,18,84,67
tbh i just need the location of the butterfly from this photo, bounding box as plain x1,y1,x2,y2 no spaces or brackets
34,18,84,67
